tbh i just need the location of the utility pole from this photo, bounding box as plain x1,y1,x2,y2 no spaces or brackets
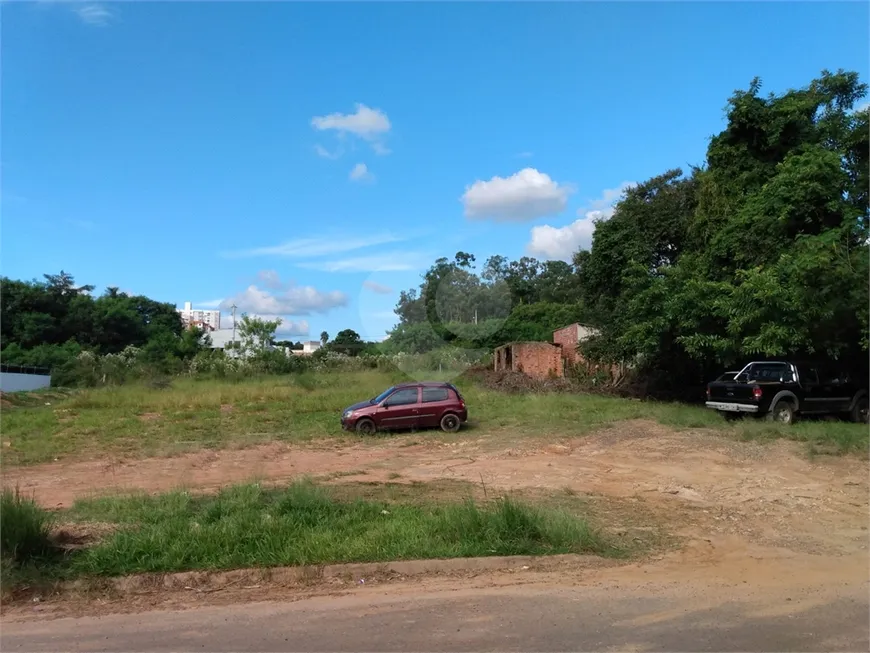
231,303,237,349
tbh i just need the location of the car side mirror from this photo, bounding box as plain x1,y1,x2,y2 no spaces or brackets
382,402,390,409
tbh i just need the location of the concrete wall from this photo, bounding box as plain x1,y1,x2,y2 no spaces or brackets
494,342,563,380
0,372,51,393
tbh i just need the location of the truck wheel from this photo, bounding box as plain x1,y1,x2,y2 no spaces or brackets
440,413,461,433
767,400,795,425
355,418,376,435
851,396,869,424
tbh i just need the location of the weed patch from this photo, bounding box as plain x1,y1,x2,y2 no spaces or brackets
1,488,54,562
0,488,68,595
65,480,618,576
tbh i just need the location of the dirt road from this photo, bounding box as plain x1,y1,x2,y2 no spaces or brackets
2,419,868,649
3,544,868,652
6,420,868,556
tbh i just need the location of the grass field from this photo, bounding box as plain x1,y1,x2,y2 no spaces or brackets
2,370,867,466
1,479,617,593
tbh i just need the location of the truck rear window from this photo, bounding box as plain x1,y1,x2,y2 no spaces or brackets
745,363,793,382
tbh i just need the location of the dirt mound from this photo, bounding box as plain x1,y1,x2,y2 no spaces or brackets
459,368,574,393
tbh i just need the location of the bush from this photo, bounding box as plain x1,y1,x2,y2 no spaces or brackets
0,488,53,564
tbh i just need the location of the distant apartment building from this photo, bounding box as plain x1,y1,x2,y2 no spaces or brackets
178,301,221,330
302,341,321,354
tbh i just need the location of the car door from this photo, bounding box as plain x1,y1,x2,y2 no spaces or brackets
818,366,853,414
376,387,420,430
796,365,826,413
419,386,450,428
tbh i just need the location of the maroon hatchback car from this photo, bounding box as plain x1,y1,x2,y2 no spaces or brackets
340,382,468,434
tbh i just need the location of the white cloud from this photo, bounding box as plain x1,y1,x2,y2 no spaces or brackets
73,3,112,25
527,221,597,262
311,103,391,156
311,104,391,139
276,320,310,336
299,252,426,273
526,181,636,261
222,313,310,337
223,233,404,259
256,270,283,289
363,280,393,294
314,144,342,160
462,168,573,222
578,181,636,221
349,163,374,182
220,273,348,316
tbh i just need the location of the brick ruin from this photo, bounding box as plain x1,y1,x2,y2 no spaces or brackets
552,323,599,366
494,323,623,381
493,341,564,380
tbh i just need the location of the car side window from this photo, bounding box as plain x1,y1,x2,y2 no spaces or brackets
385,388,418,406
422,387,449,403
798,366,819,385
819,368,849,385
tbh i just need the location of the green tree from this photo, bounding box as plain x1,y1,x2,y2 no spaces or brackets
330,329,364,356
237,315,282,357
577,70,869,395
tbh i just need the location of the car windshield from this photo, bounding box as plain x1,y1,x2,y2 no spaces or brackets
717,372,738,382
744,363,791,382
371,386,396,404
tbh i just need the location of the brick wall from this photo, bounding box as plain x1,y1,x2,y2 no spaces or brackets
493,342,563,379
513,342,563,379
553,324,580,364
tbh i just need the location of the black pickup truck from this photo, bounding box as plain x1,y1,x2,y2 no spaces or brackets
705,360,868,425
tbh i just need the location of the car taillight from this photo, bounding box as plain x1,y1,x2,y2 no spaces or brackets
753,386,762,400
706,386,711,400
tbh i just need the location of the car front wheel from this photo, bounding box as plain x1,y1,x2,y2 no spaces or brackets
355,418,376,435
440,413,461,433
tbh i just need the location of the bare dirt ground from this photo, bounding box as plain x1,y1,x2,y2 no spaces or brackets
2,419,868,623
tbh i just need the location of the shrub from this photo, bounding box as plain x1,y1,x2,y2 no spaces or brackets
0,488,53,564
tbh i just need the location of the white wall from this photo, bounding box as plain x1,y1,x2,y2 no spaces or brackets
577,324,599,342
0,372,51,392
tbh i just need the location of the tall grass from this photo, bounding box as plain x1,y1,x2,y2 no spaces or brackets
68,480,617,576
0,487,61,595
0,487,54,563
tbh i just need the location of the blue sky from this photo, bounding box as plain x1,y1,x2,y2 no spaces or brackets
3,1,868,340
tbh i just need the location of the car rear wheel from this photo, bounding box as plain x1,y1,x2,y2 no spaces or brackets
851,396,869,424
440,413,461,433
355,418,376,435
767,400,795,425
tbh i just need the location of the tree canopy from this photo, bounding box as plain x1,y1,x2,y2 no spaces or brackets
1,272,205,377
